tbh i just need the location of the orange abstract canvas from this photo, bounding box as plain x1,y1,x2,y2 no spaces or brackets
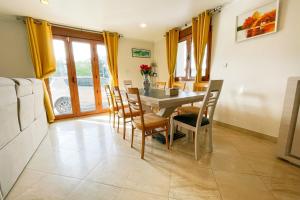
236,0,279,42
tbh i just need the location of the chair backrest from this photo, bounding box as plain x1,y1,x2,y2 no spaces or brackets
123,80,133,91
156,81,166,90
104,85,115,111
125,88,145,129
193,81,209,92
112,86,125,115
196,80,223,129
173,81,186,90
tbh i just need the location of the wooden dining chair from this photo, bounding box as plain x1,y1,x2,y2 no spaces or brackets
123,80,133,91
125,88,169,159
173,81,186,90
104,85,118,127
170,80,223,160
177,81,209,114
112,86,141,139
155,81,167,90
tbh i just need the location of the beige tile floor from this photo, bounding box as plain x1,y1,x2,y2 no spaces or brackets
6,114,300,200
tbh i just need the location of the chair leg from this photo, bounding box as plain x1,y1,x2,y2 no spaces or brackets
187,130,193,143
170,120,175,146
113,113,115,128
109,111,111,123
117,116,120,132
141,131,145,159
123,118,126,140
194,130,200,160
165,124,169,149
131,125,134,148
207,125,213,153
193,132,195,143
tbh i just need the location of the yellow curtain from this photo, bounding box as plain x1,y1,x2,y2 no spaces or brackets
192,11,211,83
165,28,179,88
25,17,56,123
103,31,119,87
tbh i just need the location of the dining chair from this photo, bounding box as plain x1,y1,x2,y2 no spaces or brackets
126,88,169,159
112,86,141,139
123,80,133,91
104,85,118,127
177,81,209,114
170,80,223,160
155,81,167,90
173,81,186,90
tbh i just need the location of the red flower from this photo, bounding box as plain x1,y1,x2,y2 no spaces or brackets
139,64,153,76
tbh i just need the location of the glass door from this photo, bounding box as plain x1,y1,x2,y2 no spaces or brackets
49,38,74,117
48,36,110,119
71,40,97,113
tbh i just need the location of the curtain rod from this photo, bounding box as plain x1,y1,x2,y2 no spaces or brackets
163,5,222,36
207,5,222,16
16,16,124,37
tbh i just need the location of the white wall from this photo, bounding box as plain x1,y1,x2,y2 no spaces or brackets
0,16,34,77
118,38,154,88
211,0,300,137
154,38,169,82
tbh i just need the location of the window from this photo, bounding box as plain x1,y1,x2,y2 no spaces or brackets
176,40,187,77
175,26,211,81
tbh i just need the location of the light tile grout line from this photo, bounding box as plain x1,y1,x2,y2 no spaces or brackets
210,168,224,200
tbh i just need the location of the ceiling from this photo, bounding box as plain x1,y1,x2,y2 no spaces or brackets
0,0,232,42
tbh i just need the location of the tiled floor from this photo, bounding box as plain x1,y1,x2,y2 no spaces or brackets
6,114,300,200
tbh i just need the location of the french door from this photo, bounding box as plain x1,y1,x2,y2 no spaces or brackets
48,36,110,119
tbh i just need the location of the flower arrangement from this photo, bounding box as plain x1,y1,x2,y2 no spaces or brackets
139,64,154,76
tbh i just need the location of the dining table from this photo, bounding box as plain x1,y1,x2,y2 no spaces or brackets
137,88,206,117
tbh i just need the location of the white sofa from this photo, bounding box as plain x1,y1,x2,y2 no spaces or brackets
0,77,48,199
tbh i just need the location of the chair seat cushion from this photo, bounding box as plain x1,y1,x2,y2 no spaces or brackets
133,113,168,129
173,114,209,127
118,107,140,118
177,106,200,114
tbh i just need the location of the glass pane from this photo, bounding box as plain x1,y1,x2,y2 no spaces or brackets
191,43,207,77
72,41,96,112
49,39,73,116
96,44,110,109
176,41,187,77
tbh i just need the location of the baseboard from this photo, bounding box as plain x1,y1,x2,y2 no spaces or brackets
214,121,278,143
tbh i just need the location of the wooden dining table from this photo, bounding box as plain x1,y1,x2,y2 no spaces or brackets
138,88,206,117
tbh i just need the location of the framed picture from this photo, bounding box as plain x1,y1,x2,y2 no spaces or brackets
132,48,151,58
236,0,280,42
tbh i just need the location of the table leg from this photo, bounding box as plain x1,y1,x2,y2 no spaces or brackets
156,106,178,117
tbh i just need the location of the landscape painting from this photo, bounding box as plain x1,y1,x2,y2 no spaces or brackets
132,48,151,58
236,0,279,42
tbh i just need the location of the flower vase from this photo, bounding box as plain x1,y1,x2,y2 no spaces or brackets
143,74,151,91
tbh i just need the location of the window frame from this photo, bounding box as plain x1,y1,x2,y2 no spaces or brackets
175,25,212,82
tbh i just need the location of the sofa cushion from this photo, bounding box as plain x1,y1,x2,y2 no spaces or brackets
0,77,20,149
31,112,48,150
0,124,34,197
12,78,33,97
27,78,45,119
12,78,35,131
18,95,35,131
